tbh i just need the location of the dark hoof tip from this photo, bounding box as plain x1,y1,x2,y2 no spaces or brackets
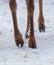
30,46,36,48
25,33,29,39
29,42,37,49
15,39,24,48
39,27,45,33
39,24,45,33
29,45,37,49
21,40,24,48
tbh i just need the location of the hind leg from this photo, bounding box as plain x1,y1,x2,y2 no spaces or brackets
38,0,45,32
25,0,30,38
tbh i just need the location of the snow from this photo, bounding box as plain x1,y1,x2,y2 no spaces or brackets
0,0,54,65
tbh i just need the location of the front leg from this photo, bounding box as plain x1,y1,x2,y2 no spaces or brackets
38,0,45,32
28,0,37,48
9,0,24,47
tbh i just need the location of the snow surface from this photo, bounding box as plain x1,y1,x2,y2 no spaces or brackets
0,0,54,65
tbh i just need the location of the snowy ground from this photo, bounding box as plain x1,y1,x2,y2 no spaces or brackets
0,0,54,65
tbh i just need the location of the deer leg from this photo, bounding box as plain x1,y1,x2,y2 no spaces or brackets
9,0,24,47
28,0,37,48
25,13,30,38
38,0,45,32
25,0,30,38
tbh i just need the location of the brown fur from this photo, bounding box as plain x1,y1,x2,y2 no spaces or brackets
9,0,45,48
